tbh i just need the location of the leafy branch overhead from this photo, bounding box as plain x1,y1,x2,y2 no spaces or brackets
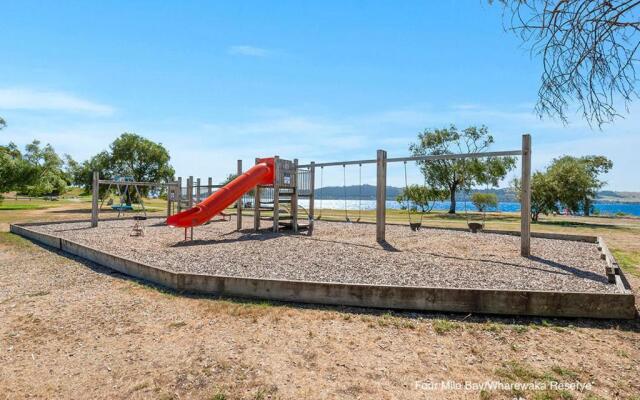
495,0,640,126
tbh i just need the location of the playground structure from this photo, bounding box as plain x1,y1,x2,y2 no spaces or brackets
90,173,179,227
153,134,531,255
17,134,637,318
90,134,532,255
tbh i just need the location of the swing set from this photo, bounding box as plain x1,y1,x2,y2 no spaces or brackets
316,163,364,222
100,176,147,218
298,133,531,258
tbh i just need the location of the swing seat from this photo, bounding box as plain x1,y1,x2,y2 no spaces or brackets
467,222,483,233
111,204,134,211
409,222,422,231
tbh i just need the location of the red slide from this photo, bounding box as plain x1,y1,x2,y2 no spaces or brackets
167,157,275,228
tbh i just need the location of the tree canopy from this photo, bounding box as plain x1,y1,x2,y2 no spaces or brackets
471,192,499,212
0,140,73,197
495,0,640,126
396,184,447,213
409,125,516,213
513,154,613,220
0,117,5,130
75,133,175,193
547,155,612,215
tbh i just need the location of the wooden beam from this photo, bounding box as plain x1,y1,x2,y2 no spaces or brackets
520,134,532,257
187,176,193,208
177,177,182,212
254,158,261,231
376,150,387,243
237,160,243,231
292,159,299,233
97,180,176,187
297,150,523,168
91,171,99,227
308,161,315,233
273,156,280,232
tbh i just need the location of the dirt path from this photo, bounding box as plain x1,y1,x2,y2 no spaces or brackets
1,233,639,399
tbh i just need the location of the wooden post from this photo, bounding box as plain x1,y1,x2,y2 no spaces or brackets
187,176,193,208
177,177,183,212
308,162,315,233
292,159,299,233
237,160,243,230
521,134,532,257
91,171,99,227
166,182,172,218
273,156,280,232
254,158,261,231
196,178,201,203
376,150,387,243
207,177,212,196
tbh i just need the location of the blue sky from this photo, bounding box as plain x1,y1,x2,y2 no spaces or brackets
1,1,638,190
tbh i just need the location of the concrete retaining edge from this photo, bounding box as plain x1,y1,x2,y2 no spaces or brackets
10,223,636,319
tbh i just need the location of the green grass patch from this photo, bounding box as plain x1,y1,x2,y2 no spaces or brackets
550,365,579,379
611,248,640,277
432,319,460,335
0,232,31,248
482,322,504,333
511,324,529,334
495,360,541,382
0,203,50,210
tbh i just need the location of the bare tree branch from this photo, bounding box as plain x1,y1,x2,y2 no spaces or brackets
494,0,640,126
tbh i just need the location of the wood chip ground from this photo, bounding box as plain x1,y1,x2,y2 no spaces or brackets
29,217,617,293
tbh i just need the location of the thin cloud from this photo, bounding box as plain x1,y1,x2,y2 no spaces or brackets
228,45,270,57
0,88,114,115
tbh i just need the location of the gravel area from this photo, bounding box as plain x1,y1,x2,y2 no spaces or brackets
28,217,617,293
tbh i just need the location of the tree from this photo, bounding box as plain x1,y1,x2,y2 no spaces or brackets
495,0,640,126
62,154,81,186
513,171,558,221
109,133,175,185
0,143,28,196
0,117,5,130
471,192,498,212
74,150,112,194
78,133,175,196
0,140,71,197
396,184,447,213
580,156,613,215
19,140,69,196
546,155,612,215
409,125,516,214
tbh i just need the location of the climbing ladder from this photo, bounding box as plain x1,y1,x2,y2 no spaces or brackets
253,157,311,233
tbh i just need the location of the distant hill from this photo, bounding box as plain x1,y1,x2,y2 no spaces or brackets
316,185,640,203
315,185,518,201
595,191,640,203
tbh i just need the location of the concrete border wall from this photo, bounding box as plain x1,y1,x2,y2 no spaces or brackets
9,223,636,319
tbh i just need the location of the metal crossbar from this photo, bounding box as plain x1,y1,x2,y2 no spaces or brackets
297,150,522,168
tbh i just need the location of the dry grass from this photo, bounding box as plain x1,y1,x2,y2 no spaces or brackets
1,204,639,399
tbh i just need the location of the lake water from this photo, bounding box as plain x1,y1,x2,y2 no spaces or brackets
298,199,640,216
